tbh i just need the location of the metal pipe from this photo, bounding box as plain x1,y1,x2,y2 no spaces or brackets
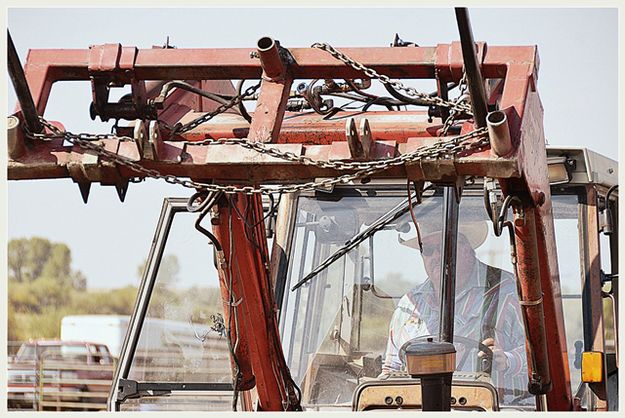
512,204,552,395
455,8,489,129
486,110,513,156
7,30,43,133
257,36,285,80
438,186,460,343
7,116,25,160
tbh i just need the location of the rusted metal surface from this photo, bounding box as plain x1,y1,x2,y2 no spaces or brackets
211,194,299,411
510,73,573,410
511,204,552,396
249,38,293,144
9,42,538,188
8,36,575,412
12,43,537,117
497,61,572,409
8,138,521,184
175,111,435,144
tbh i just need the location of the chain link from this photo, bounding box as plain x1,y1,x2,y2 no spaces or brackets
441,70,470,136
28,117,488,195
311,42,473,114
23,41,491,196
170,83,261,135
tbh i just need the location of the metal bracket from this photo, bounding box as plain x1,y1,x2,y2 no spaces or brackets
134,120,163,160
117,378,233,403
345,118,373,160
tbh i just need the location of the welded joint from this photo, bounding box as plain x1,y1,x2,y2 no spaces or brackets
256,37,292,82
486,110,513,157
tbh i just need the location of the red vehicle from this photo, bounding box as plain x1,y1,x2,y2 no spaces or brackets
7,340,114,410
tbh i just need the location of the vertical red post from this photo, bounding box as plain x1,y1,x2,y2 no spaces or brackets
212,194,299,411
512,203,552,394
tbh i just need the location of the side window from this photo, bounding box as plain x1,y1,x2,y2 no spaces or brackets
551,194,584,395
600,234,615,353
96,345,112,364
116,201,236,412
89,344,102,363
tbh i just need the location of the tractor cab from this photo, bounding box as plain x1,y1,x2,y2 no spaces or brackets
109,147,617,412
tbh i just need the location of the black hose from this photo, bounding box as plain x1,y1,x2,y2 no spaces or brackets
362,97,395,112
236,80,253,123
158,81,231,106
383,83,437,106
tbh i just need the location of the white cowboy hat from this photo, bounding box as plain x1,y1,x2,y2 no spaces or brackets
399,220,489,250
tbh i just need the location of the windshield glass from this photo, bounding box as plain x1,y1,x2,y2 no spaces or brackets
280,187,534,410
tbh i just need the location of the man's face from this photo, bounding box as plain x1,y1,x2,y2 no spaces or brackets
420,232,476,290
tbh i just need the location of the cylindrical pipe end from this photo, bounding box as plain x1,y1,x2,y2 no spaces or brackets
256,36,284,79
8,115,26,160
487,110,513,157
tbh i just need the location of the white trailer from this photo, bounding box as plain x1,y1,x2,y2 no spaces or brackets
61,315,130,358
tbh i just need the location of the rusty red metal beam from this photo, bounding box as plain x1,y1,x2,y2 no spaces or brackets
174,111,437,144
14,43,537,119
211,194,298,411
7,134,519,184
249,37,293,144
497,60,572,410
512,204,553,395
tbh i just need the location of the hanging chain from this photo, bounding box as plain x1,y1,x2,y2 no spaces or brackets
441,70,469,136
311,42,473,114
169,82,261,135
28,117,488,195
23,41,491,196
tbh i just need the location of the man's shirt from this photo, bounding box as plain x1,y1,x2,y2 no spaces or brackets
382,261,526,384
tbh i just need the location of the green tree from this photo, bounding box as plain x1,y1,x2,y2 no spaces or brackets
137,253,180,287
8,237,85,290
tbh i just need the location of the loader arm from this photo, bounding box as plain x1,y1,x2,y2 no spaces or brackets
7,29,572,410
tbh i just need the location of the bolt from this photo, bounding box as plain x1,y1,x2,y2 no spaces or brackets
513,208,525,226
533,191,545,206
450,397,456,405
384,396,393,405
458,397,467,406
395,396,403,406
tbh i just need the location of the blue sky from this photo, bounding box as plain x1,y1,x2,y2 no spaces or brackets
7,8,618,289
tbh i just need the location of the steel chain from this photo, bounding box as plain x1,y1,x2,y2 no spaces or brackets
24,41,491,196
311,42,473,114
28,117,488,195
170,83,261,134
441,71,469,136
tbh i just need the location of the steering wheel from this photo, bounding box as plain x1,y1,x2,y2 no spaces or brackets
399,335,494,374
